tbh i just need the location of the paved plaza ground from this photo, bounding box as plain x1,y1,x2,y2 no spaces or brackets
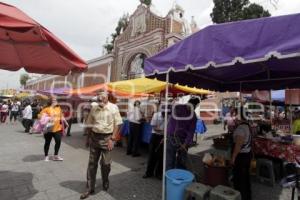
0,122,297,200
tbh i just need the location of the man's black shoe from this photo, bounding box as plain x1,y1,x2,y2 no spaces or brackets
142,174,152,179
80,190,95,199
103,181,109,191
132,153,141,157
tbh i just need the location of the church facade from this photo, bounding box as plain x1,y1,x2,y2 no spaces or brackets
26,2,198,90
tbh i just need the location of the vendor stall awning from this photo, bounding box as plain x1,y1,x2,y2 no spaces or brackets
173,84,210,95
107,77,210,95
68,84,106,95
39,87,70,95
286,89,300,105
107,77,167,94
0,2,87,75
247,90,285,105
65,83,150,98
65,78,210,97
145,13,300,92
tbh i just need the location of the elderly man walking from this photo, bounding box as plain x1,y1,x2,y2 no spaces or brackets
80,92,122,199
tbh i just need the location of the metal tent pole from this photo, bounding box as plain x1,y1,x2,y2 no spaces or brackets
162,72,169,200
239,82,242,117
270,90,272,124
290,103,292,133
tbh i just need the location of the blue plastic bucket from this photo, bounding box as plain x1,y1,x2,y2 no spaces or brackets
166,169,194,200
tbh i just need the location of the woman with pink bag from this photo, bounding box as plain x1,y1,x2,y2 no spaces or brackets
39,97,68,162
31,112,51,134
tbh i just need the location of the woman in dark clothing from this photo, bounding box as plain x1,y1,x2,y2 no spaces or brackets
231,107,252,200
63,107,72,136
31,100,40,121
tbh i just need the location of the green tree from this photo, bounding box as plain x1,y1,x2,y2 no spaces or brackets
243,3,271,19
19,73,31,88
103,14,129,54
140,0,151,6
210,0,271,24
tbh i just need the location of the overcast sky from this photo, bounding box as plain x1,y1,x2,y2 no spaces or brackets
0,0,300,89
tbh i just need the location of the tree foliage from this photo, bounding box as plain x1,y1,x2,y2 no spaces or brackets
140,0,151,6
103,13,130,54
103,0,152,54
210,0,271,24
243,3,271,20
19,73,31,87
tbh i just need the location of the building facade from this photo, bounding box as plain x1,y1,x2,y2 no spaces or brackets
26,2,198,90
25,54,113,91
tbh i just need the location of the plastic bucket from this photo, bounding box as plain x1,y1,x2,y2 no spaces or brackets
166,169,194,200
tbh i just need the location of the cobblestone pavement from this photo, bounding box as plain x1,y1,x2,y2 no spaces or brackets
0,123,161,200
0,123,297,200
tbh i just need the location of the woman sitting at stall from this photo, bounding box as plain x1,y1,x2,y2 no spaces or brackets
231,107,252,200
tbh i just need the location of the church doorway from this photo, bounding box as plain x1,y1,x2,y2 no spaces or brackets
127,53,147,80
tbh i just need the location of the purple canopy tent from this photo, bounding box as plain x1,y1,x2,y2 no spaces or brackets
145,13,300,92
144,13,300,200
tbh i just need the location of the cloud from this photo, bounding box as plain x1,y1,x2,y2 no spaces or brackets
0,0,299,89
0,69,25,89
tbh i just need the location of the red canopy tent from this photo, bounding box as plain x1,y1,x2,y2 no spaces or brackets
0,2,87,75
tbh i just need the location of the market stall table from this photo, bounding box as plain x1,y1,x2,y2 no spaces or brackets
253,137,300,163
120,120,152,143
121,119,207,144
